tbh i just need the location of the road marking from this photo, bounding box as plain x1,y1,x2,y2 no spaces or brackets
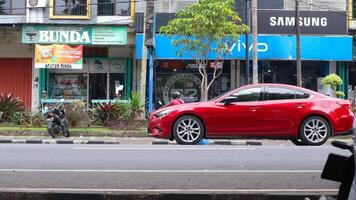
72,147,256,150
0,169,322,173
0,188,338,193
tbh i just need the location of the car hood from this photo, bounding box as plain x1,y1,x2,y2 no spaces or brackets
150,102,204,116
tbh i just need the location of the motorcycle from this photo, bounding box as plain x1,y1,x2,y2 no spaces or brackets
313,138,356,200
46,106,70,138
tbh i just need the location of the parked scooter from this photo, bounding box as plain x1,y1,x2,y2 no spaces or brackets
46,106,70,138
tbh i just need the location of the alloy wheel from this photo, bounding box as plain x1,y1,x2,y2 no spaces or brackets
173,115,204,144
302,117,329,145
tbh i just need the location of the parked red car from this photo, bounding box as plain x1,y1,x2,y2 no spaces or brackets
148,84,354,145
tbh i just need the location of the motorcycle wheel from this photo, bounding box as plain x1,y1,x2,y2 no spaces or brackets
63,129,70,137
48,128,56,138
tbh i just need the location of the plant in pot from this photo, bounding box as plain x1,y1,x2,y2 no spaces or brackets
321,73,345,98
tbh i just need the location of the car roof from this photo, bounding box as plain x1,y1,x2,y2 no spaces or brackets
236,83,326,97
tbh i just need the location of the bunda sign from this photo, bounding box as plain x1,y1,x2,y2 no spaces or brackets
22,25,128,45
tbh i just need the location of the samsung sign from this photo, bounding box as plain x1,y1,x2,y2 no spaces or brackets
136,34,352,61
258,10,347,35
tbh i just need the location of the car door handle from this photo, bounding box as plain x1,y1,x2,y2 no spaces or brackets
295,104,305,109
249,107,259,112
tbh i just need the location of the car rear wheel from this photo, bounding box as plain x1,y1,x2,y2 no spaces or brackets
300,116,330,146
290,138,306,146
173,115,204,145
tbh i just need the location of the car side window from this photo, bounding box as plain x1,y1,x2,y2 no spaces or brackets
266,87,309,100
225,87,262,103
295,91,310,99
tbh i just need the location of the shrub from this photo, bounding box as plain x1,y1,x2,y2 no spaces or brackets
335,91,345,98
129,92,145,120
63,100,91,127
0,93,25,122
91,102,120,127
8,110,32,125
32,113,44,127
321,73,344,98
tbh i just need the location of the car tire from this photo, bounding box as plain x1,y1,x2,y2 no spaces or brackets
173,115,204,145
300,116,330,146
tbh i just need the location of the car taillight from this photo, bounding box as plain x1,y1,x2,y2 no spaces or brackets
336,101,352,110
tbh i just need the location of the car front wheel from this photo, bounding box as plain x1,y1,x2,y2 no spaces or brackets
300,116,330,146
173,115,204,145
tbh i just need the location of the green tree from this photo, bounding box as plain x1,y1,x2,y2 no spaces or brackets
0,0,7,15
159,0,249,101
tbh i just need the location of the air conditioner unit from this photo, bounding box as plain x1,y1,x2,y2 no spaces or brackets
27,0,47,8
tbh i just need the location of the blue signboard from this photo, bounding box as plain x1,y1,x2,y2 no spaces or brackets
136,34,352,61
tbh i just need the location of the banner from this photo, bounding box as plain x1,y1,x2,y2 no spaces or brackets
257,10,347,35
22,25,127,45
35,44,83,69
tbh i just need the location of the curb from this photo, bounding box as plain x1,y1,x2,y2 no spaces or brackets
0,191,333,200
152,140,263,146
0,139,120,145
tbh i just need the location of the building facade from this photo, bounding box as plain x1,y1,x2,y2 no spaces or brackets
0,0,135,110
135,0,352,109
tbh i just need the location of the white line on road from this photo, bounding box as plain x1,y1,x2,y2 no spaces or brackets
0,169,322,173
72,147,256,150
0,188,338,193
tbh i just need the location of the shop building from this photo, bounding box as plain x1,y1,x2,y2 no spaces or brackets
0,2,32,107
1,0,135,110
134,0,352,109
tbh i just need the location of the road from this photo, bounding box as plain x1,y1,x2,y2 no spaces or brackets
0,143,352,195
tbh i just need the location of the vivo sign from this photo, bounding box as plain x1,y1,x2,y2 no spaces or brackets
230,40,268,53
136,34,352,61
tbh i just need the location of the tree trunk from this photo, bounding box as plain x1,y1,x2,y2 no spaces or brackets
200,69,208,102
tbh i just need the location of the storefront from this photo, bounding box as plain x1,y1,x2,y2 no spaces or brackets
22,25,132,107
0,26,33,108
154,60,231,107
136,33,352,109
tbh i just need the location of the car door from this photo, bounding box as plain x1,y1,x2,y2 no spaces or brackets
259,86,309,135
207,87,264,135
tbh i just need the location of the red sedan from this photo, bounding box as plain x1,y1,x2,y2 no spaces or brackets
148,84,354,145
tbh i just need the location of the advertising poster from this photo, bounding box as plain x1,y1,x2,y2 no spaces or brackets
35,44,83,69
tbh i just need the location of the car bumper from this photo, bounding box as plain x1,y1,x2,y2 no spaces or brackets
148,115,172,139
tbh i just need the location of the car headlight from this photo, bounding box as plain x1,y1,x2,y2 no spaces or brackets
155,109,173,118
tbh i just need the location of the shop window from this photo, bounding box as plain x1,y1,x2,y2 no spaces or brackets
0,0,25,15
50,0,90,19
98,0,130,16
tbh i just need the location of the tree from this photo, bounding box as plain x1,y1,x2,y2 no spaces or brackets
0,0,7,15
159,0,249,101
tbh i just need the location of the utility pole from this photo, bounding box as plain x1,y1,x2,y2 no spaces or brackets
251,0,258,84
245,0,250,85
140,0,147,111
295,0,302,86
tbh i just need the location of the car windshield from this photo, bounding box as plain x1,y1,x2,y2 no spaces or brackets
209,91,229,101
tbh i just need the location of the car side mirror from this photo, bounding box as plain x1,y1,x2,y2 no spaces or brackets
222,96,237,105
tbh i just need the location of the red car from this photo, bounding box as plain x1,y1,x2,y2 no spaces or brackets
149,84,354,146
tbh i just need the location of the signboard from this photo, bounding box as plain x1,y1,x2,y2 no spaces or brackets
35,44,83,69
257,10,347,35
22,25,127,45
136,34,352,61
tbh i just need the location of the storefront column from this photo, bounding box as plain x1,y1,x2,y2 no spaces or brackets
337,62,348,99
31,67,40,111
230,60,236,89
236,60,241,88
329,61,337,74
125,58,133,99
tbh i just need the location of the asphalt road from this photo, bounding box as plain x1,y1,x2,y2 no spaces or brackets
0,143,352,195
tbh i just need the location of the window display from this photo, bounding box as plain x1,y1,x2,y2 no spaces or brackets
49,73,88,101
